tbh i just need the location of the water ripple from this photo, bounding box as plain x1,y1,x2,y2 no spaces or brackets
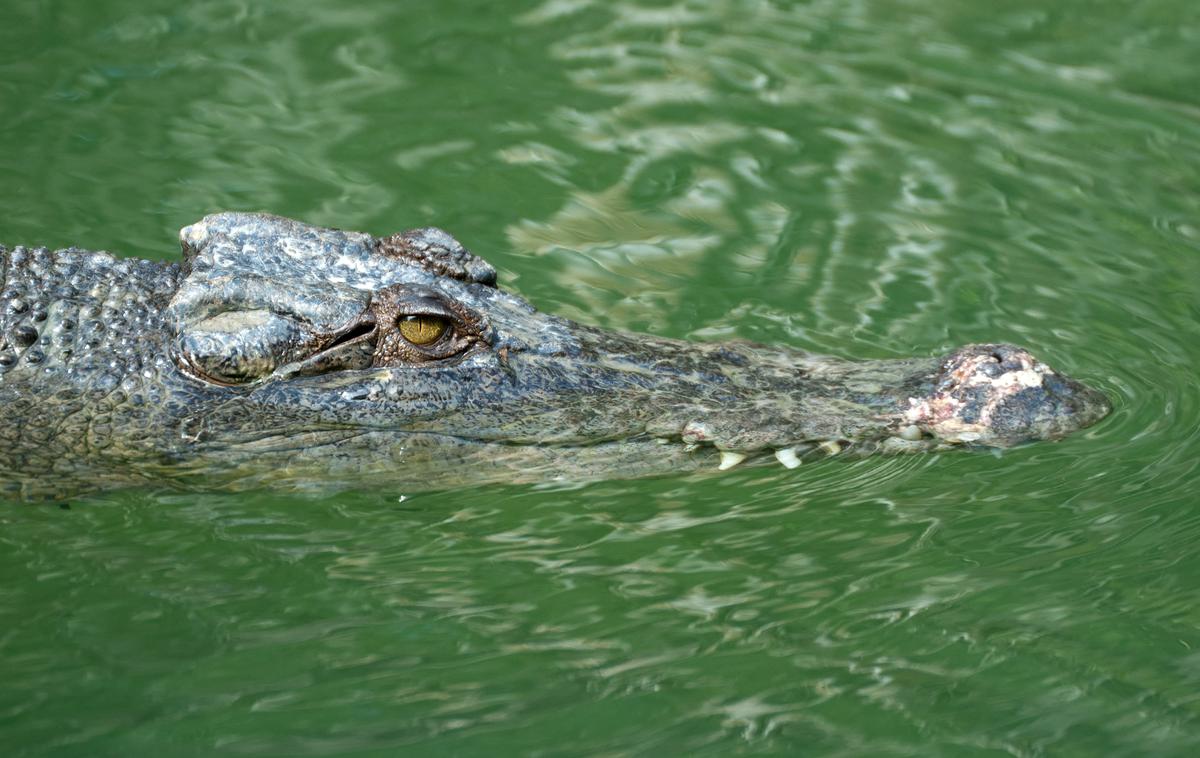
4,0,1200,754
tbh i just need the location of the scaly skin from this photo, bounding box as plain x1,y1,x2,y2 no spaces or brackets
0,213,1110,500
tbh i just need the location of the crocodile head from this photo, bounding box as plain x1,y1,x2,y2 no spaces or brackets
164,213,1109,492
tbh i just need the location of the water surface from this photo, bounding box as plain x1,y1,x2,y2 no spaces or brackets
2,0,1199,755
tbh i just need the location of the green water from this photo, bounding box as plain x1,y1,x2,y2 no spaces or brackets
2,0,1199,754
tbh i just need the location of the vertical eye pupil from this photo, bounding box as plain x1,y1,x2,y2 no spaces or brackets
398,315,450,345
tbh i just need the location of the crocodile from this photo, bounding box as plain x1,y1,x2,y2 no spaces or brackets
0,213,1110,500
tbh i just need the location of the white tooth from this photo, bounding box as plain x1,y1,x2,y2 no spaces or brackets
774,447,802,469
718,451,748,470
899,424,923,441
819,440,842,456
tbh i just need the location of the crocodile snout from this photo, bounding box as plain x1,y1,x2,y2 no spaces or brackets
906,344,1110,447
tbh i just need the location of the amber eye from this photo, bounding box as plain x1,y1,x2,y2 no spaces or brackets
398,314,450,346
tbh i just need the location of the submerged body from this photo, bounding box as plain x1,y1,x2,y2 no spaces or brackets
0,214,1110,500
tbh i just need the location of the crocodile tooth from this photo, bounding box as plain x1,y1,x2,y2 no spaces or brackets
774,447,802,469
819,440,842,456
899,424,923,441
718,451,748,470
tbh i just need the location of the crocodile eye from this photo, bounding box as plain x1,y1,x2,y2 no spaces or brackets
369,285,484,365
398,315,450,346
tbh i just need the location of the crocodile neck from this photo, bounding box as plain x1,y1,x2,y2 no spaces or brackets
0,244,183,498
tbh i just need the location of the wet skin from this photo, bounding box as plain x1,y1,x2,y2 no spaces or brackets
0,213,1110,500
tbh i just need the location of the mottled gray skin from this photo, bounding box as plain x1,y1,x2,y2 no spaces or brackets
0,213,1110,501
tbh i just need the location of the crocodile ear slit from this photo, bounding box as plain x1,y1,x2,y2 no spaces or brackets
322,318,377,352
296,313,380,376
279,322,379,379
